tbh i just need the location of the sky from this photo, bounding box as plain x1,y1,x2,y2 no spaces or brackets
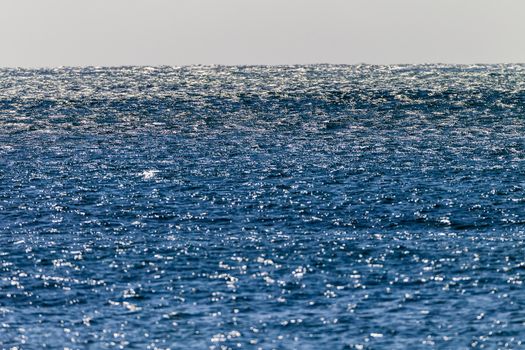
1,0,525,67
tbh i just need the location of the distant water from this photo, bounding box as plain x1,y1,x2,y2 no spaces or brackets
3,65,525,349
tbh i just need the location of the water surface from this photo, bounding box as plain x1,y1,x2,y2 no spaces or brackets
2,65,525,349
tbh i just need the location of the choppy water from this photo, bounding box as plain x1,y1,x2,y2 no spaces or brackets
2,65,525,349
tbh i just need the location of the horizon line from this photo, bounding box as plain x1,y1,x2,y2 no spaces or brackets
1,62,525,70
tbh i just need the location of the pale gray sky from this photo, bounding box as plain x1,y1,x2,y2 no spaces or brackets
1,0,524,67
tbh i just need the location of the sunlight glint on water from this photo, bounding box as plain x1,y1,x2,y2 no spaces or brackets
2,65,525,349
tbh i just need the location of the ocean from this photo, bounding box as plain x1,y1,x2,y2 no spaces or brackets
2,65,525,349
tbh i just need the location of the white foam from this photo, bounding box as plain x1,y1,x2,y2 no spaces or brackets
140,170,159,179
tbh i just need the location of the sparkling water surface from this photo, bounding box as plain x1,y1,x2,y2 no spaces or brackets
2,65,525,349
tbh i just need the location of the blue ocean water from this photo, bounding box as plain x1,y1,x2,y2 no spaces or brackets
2,65,525,349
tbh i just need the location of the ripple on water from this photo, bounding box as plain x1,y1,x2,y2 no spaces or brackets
2,65,525,349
